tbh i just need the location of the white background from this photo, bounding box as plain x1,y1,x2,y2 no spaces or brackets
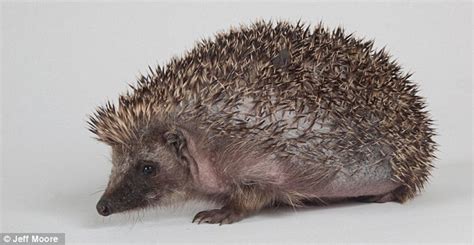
1,1,472,244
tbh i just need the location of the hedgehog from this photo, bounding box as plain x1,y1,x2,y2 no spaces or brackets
88,21,436,225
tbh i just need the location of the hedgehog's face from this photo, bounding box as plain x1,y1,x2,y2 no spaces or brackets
96,128,191,216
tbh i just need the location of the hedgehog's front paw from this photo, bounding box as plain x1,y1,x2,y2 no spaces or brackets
192,207,245,225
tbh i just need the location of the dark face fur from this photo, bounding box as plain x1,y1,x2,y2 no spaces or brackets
96,127,190,216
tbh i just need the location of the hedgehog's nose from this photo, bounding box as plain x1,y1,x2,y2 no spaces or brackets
96,199,112,216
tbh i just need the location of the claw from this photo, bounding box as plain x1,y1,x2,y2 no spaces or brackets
192,208,245,225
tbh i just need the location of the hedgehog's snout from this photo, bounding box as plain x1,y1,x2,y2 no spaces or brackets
96,199,112,216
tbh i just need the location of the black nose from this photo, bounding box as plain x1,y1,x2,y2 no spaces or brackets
96,199,112,216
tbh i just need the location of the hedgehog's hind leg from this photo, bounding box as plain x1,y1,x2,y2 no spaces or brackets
356,185,410,203
390,185,414,203
356,192,396,203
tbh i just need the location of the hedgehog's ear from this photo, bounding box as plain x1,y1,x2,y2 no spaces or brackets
164,130,186,159
164,129,198,170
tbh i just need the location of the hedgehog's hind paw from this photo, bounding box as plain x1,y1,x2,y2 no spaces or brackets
356,192,396,203
192,207,246,225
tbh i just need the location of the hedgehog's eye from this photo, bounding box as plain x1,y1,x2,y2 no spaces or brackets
142,165,155,175
138,161,157,176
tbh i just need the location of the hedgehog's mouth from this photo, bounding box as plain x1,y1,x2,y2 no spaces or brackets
96,199,113,216
96,183,153,216
96,196,150,216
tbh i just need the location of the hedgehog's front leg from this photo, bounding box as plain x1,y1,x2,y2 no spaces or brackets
192,206,246,225
192,186,273,225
